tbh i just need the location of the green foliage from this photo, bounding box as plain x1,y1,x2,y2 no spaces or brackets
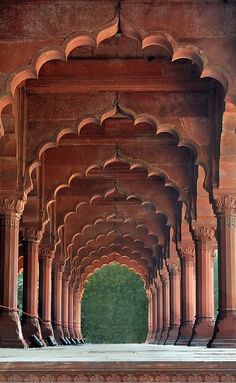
18,272,23,317
81,263,148,343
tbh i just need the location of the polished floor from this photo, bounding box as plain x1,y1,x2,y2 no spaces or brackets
1,344,236,382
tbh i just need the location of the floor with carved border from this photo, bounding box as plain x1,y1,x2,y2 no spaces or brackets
0,344,236,383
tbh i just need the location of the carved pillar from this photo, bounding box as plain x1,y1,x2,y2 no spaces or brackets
68,278,75,339
146,290,153,343
52,263,64,342
158,271,170,344
176,246,196,345
189,226,216,346
21,228,44,344
0,197,26,347
62,271,70,338
155,274,163,343
39,246,55,342
165,259,181,345
209,195,236,347
73,289,82,339
149,284,158,343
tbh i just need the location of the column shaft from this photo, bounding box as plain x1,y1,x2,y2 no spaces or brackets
62,272,70,338
52,264,64,342
176,247,196,345
159,273,170,344
0,198,26,347
39,246,55,342
165,259,181,344
210,195,236,347
190,227,216,346
21,228,43,344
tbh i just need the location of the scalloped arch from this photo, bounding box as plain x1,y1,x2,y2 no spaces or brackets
0,16,231,140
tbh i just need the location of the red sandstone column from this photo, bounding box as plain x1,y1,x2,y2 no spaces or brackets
149,284,158,343
146,290,153,343
0,198,26,347
176,246,196,345
155,274,163,343
159,270,170,344
52,263,64,342
189,226,216,346
21,228,44,344
73,289,82,339
68,279,75,339
62,271,70,338
39,246,55,342
165,258,181,345
209,195,236,347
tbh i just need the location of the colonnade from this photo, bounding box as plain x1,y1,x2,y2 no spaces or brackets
1,194,236,347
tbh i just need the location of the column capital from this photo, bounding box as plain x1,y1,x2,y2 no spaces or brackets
178,244,195,266
22,227,43,243
166,258,181,275
213,194,236,215
62,270,71,283
193,226,216,242
52,262,65,274
39,246,55,261
0,197,24,216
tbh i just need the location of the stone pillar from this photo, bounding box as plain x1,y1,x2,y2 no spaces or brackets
62,271,70,338
149,285,158,343
189,226,216,346
209,195,236,347
52,263,64,342
158,271,170,344
21,228,44,344
39,246,55,342
176,246,196,345
68,279,75,339
165,258,181,345
146,290,153,343
155,274,163,343
73,289,82,339
0,198,26,347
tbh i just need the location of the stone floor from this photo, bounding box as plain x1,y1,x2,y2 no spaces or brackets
1,344,236,382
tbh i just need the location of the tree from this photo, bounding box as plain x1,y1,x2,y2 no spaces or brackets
81,263,148,343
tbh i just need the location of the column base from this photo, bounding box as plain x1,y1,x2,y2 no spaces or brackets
158,326,169,344
208,310,236,348
63,327,70,338
189,318,215,347
0,311,27,348
53,324,64,343
21,315,44,346
149,331,158,344
40,321,54,344
175,321,194,345
165,324,180,345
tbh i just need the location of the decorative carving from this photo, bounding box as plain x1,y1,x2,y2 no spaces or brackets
193,226,216,241
178,246,195,266
167,259,181,275
62,271,71,283
0,198,24,215
214,195,236,214
22,227,43,242
39,246,55,261
53,263,65,274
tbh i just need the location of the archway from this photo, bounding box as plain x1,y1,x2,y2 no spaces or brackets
81,263,148,343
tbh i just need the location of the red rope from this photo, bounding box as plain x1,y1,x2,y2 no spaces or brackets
0,304,50,325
